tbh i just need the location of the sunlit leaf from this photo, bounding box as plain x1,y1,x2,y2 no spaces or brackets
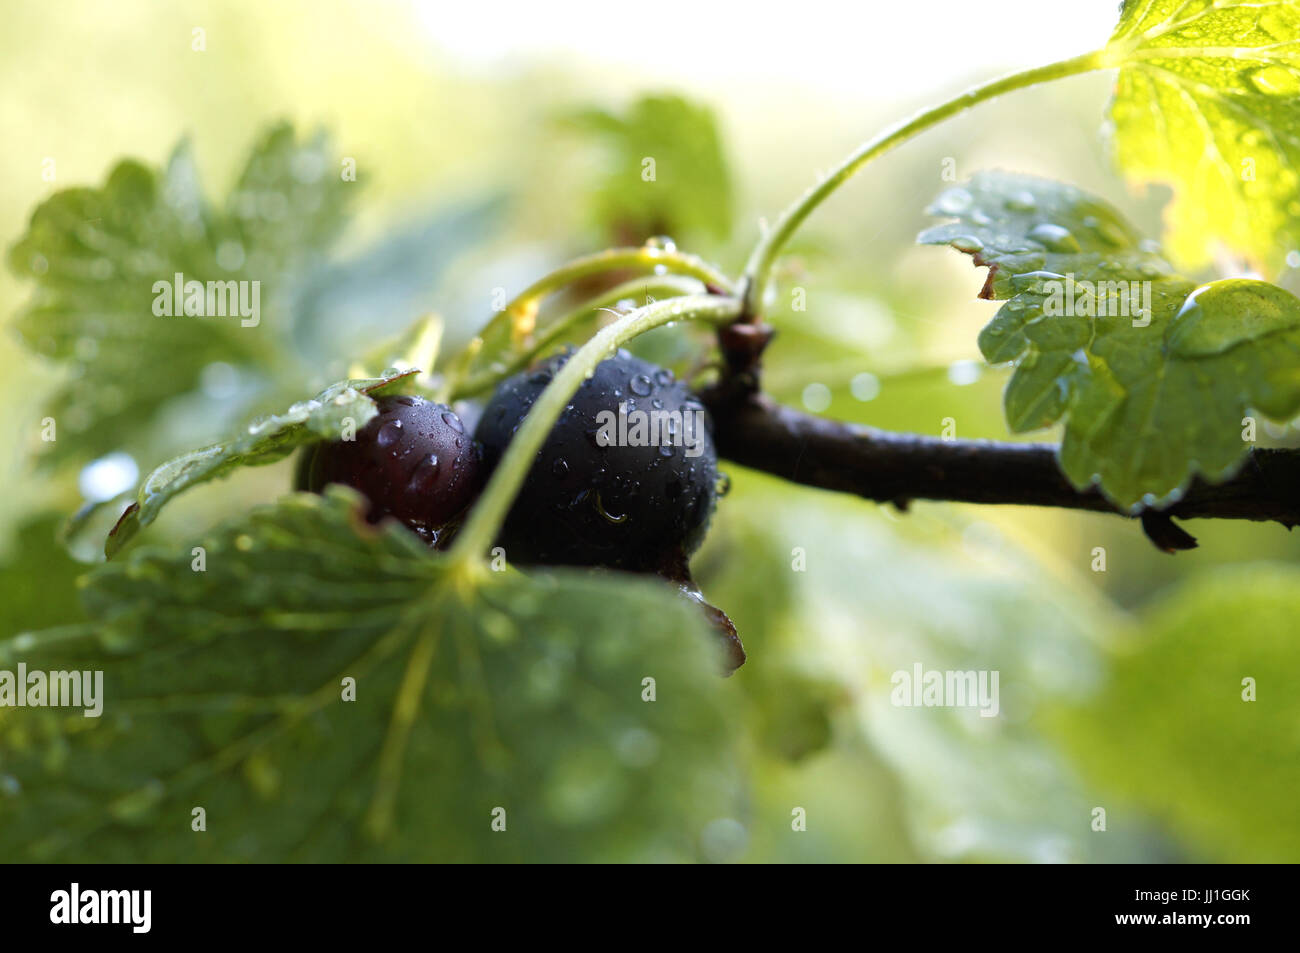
921,171,1300,511
1105,0,1300,271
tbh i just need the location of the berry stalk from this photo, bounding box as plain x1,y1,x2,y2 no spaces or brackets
739,49,1107,319
453,274,709,398
449,293,743,565
472,246,734,357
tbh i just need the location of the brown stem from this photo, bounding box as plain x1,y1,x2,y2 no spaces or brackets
701,390,1300,536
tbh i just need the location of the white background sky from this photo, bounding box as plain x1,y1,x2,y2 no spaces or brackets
413,0,1122,97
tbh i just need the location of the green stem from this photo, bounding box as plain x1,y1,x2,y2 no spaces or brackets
475,246,733,355
453,274,708,398
449,294,743,564
740,49,1109,317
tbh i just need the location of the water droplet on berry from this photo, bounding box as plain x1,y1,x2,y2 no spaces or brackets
593,491,627,524
376,420,403,447
552,458,570,477
407,454,440,493
629,374,653,396
441,411,465,433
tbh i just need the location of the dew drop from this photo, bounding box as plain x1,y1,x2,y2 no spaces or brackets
935,188,973,215
552,458,569,477
629,374,653,397
1027,223,1081,253
1010,270,1066,292
1249,65,1300,96
405,454,440,495
1006,190,1038,212
441,411,465,434
593,491,628,523
950,235,984,254
376,419,403,448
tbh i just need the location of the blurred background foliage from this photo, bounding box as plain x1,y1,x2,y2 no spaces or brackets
2,0,1296,862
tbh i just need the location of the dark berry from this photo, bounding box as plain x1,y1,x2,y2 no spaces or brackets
475,349,719,571
476,349,743,672
301,395,484,545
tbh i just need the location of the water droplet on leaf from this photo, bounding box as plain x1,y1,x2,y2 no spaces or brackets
1028,223,1081,253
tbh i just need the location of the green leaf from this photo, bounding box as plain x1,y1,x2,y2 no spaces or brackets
1052,564,1300,862
1104,0,1300,271
0,515,87,634
7,123,354,464
920,171,1300,511
0,489,739,862
561,94,734,241
105,369,415,558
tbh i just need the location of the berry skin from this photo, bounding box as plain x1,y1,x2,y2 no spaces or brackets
474,348,719,573
300,395,484,545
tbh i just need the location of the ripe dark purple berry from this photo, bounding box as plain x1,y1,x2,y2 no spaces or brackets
299,395,484,545
474,348,719,572
475,348,743,671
